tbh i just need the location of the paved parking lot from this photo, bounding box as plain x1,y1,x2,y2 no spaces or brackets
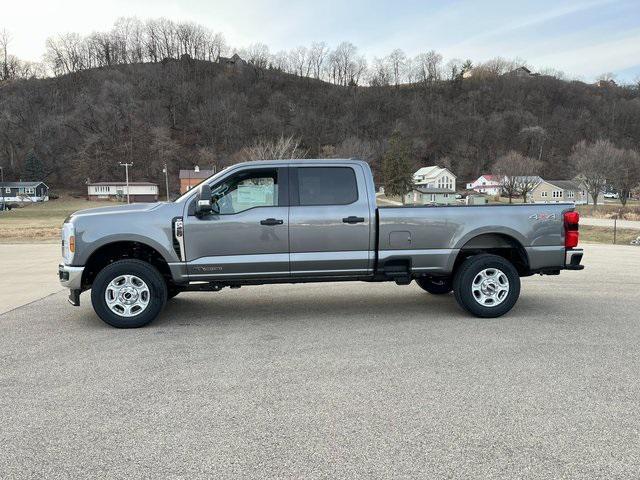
1,244,639,479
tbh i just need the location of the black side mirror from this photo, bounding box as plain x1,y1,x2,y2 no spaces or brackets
195,184,213,215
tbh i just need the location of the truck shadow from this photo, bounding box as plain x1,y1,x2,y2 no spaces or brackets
155,285,550,328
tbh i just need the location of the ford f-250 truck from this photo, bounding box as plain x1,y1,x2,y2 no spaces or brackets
59,159,584,328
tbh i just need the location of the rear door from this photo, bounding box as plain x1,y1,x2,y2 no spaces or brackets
289,165,372,277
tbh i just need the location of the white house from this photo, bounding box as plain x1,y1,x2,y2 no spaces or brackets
405,186,457,205
87,182,159,202
413,166,456,191
0,181,49,203
466,175,503,196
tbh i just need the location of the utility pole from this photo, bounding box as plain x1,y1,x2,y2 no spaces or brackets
119,162,133,204
162,164,170,201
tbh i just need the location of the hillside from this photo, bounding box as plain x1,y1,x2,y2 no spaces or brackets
1,57,639,190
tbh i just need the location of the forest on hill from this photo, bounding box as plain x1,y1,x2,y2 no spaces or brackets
1,53,639,191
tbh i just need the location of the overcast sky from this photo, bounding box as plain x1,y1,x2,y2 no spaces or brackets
3,0,640,82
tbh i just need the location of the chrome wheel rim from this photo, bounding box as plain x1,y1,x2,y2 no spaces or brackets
471,268,509,307
104,274,150,317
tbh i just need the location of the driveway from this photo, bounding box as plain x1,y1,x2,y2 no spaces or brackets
0,242,62,314
1,244,639,478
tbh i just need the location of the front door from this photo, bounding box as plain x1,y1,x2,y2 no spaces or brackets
183,166,289,280
288,165,372,277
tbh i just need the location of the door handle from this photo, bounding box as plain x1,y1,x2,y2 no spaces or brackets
342,216,365,224
260,218,284,226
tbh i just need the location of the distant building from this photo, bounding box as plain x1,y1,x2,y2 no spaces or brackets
405,186,457,206
87,182,159,202
503,66,538,78
0,181,49,202
595,79,617,88
413,166,456,191
466,175,503,196
219,53,246,69
530,180,591,204
179,166,215,194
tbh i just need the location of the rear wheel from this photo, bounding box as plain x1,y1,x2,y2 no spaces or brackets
91,259,167,328
416,277,452,295
453,254,520,318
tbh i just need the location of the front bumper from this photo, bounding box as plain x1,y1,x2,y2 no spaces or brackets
565,248,584,270
58,264,84,289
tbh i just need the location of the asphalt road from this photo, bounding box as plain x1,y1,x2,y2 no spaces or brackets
1,244,639,479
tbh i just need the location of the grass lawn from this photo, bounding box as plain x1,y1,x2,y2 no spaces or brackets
0,196,103,243
580,225,639,245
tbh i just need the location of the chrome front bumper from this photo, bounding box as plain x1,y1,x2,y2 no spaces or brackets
58,264,84,290
565,249,584,270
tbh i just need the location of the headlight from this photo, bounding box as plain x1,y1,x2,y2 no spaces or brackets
62,222,75,264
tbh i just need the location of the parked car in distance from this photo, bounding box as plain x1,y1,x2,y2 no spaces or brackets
604,192,619,199
59,159,584,328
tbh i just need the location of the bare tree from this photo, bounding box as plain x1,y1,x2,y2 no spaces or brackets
240,135,307,161
609,148,640,206
493,151,542,203
308,42,328,79
370,57,392,86
244,43,270,69
1,28,10,80
570,139,619,208
288,46,310,77
519,126,547,161
386,49,407,87
414,50,442,84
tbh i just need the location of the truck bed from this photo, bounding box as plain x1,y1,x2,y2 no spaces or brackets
377,203,574,274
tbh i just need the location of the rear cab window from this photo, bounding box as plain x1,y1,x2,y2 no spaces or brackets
295,167,358,206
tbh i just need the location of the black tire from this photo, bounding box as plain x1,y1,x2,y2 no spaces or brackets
91,259,168,328
453,254,520,318
416,277,452,295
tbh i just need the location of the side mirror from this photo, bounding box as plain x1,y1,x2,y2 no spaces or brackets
196,184,213,215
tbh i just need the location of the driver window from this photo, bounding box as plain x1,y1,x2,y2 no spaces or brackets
213,169,278,214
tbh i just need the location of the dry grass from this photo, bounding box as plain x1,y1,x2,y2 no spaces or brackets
576,204,640,221
580,225,640,245
0,195,106,243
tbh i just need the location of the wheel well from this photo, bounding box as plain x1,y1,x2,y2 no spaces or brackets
455,233,530,276
81,241,172,288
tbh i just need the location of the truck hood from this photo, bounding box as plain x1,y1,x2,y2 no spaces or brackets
70,202,164,219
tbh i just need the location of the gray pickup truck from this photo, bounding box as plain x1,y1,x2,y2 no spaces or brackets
59,159,583,328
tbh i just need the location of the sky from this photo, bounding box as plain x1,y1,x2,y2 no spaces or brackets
3,0,640,83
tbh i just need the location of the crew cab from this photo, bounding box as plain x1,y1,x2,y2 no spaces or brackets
59,159,583,328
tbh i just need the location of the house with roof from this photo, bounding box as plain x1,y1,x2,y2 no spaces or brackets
87,182,159,202
466,174,503,196
0,181,49,203
179,166,216,194
503,66,539,78
405,185,457,205
413,166,456,191
218,53,246,70
529,180,598,205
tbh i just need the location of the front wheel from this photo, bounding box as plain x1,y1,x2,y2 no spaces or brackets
91,259,168,328
453,254,520,318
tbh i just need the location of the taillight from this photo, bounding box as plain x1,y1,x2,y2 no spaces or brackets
564,211,579,248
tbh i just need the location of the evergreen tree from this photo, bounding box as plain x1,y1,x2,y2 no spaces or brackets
23,150,44,181
382,130,413,203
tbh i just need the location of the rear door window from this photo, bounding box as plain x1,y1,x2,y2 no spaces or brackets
297,167,358,206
